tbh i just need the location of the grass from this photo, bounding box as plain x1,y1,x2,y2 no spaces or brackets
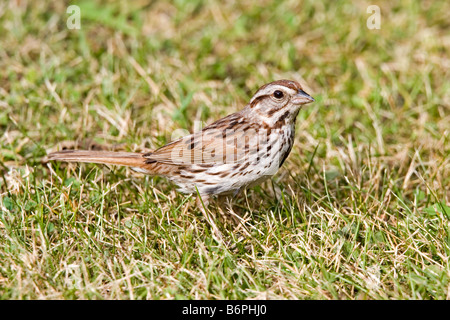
0,0,449,299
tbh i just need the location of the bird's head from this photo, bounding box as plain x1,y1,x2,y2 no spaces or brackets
244,79,314,125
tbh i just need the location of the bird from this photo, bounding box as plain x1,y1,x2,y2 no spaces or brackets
47,80,315,208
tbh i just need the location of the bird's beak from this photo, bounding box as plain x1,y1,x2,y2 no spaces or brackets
292,90,315,105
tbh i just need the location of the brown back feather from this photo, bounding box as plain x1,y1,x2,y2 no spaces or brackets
143,113,260,166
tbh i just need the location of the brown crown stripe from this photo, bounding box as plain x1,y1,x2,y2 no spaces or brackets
256,79,302,93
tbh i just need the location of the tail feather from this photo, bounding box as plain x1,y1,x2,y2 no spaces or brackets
47,150,146,168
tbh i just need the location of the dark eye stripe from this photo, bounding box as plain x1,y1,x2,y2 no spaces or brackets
249,94,270,108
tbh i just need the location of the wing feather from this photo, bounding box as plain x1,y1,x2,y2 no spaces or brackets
144,113,261,165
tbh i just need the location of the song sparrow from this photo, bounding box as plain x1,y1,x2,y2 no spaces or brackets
48,80,314,206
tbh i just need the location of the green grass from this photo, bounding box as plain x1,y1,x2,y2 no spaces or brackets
0,0,449,299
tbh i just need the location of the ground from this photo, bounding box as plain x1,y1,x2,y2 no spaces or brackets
0,0,449,299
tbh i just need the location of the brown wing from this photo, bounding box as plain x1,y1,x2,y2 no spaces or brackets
144,113,261,166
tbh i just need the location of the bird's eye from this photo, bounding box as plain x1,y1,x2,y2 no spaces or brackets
273,90,284,99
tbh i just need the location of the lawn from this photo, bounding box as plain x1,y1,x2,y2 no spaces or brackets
0,0,449,299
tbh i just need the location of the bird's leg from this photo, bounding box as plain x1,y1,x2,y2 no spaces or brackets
196,193,211,210
216,194,251,237
215,195,234,222
196,194,225,244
